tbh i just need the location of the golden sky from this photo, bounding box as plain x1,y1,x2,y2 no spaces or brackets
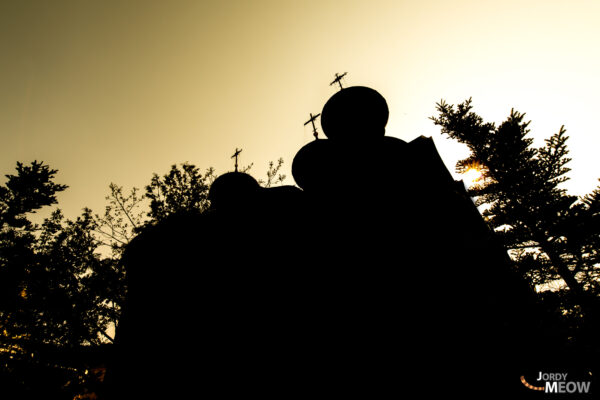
2,0,599,220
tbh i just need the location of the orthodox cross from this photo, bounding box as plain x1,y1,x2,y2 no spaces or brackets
231,148,242,172
330,72,348,90
304,112,321,140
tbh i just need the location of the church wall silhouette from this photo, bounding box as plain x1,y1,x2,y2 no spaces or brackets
104,85,549,398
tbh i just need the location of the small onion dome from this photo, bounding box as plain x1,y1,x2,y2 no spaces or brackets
320,86,389,141
208,172,260,210
292,136,409,192
291,140,336,191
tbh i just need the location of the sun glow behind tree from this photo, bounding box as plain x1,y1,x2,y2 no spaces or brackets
460,161,485,188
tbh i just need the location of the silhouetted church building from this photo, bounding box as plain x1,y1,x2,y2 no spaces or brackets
105,85,540,398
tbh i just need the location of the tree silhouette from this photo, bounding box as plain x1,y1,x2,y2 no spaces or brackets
431,99,600,345
0,161,120,398
145,163,216,222
0,161,68,228
0,157,290,397
95,183,147,257
258,157,286,188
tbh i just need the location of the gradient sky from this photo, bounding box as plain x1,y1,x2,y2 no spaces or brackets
2,0,599,221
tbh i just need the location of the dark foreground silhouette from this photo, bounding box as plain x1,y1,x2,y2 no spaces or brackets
103,86,592,398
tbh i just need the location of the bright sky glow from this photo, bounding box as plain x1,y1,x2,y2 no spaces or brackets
462,166,484,188
1,0,599,220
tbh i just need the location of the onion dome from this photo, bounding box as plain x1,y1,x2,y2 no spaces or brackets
208,172,260,210
320,86,389,141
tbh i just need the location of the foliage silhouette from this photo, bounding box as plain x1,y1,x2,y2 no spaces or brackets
95,183,147,257
145,162,216,222
0,161,119,399
0,161,67,228
431,99,600,348
1,158,292,398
